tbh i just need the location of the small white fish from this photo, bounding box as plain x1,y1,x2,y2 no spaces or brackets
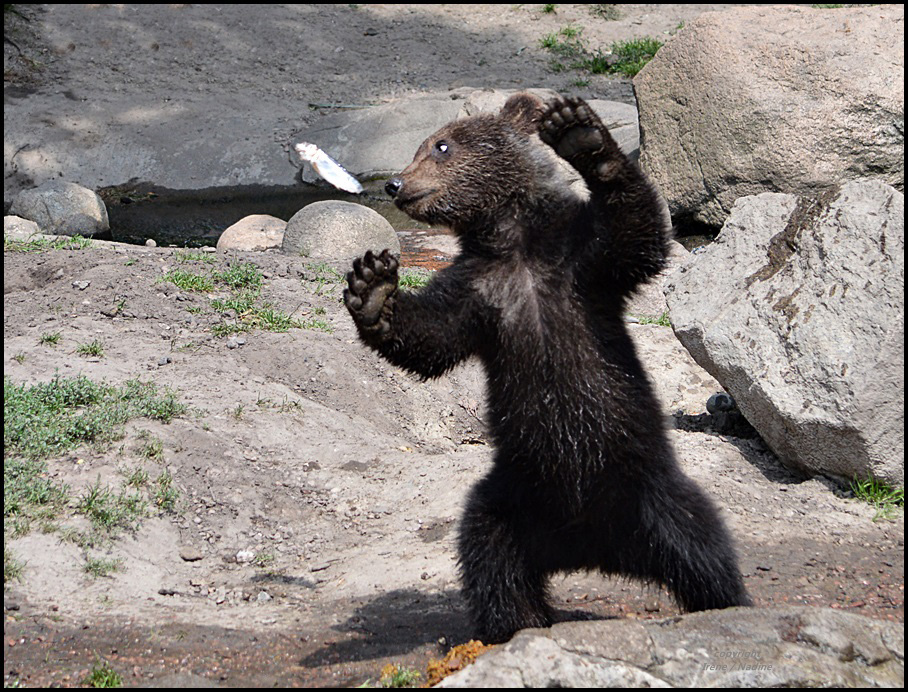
294,142,363,194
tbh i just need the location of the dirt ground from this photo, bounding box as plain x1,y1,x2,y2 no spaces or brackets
4,4,904,689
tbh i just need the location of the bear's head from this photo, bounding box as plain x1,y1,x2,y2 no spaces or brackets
385,92,556,233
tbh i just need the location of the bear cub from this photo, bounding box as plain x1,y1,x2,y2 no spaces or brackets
344,92,751,644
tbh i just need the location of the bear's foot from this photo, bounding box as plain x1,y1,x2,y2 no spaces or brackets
539,97,626,182
344,249,399,341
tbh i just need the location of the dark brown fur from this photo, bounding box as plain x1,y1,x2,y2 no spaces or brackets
344,93,751,643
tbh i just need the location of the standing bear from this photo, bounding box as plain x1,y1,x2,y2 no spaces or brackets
344,92,751,644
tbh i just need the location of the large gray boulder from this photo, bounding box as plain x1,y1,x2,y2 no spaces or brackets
636,4,904,230
216,214,286,252
439,607,903,688
282,200,399,260
9,180,109,237
665,181,904,486
3,215,41,241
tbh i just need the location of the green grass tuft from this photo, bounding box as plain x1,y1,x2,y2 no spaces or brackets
540,28,663,78
851,476,904,521
4,375,185,461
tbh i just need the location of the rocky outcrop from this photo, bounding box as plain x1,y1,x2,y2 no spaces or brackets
636,4,904,230
664,181,904,486
438,607,904,688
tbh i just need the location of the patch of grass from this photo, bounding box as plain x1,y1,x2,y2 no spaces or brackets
851,476,904,521
539,26,586,71
589,4,621,20
399,268,433,290
3,456,69,524
77,476,147,534
77,339,105,358
635,311,671,327
540,28,663,77
174,249,216,264
210,289,259,316
4,375,186,461
163,259,310,336
5,376,186,547
83,658,123,687
153,469,179,511
84,555,125,579
211,305,307,336
379,663,422,688
135,430,164,461
160,268,215,293
303,261,345,295
211,287,307,335
120,379,187,422
298,317,333,333
39,331,62,346
254,304,304,331
256,396,303,414
4,234,92,253
4,547,26,584
599,37,664,77
210,322,245,338
253,552,276,569
215,261,264,290
124,466,150,490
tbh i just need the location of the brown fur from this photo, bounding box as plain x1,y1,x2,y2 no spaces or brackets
344,93,750,643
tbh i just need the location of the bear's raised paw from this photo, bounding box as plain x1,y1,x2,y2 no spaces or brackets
344,249,399,341
539,97,625,181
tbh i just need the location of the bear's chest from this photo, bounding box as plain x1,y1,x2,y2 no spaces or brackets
471,260,587,355
473,262,544,328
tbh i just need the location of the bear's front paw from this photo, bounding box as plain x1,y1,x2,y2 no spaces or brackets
344,249,399,340
539,97,624,180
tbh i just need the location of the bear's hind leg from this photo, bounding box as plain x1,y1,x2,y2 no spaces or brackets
630,474,752,611
457,472,554,644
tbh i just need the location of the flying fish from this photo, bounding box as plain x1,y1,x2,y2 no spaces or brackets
294,142,363,194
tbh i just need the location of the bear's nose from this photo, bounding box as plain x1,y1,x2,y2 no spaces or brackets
385,177,403,198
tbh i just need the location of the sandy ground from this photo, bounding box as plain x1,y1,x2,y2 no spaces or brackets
4,4,903,688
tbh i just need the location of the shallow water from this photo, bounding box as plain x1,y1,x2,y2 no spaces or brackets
99,179,453,268
101,179,423,247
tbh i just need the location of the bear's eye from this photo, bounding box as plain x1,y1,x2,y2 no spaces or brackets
433,140,451,160
436,141,449,153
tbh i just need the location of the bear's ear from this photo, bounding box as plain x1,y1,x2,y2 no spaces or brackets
500,92,545,135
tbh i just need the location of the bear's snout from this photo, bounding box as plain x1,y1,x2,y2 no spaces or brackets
385,177,404,198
